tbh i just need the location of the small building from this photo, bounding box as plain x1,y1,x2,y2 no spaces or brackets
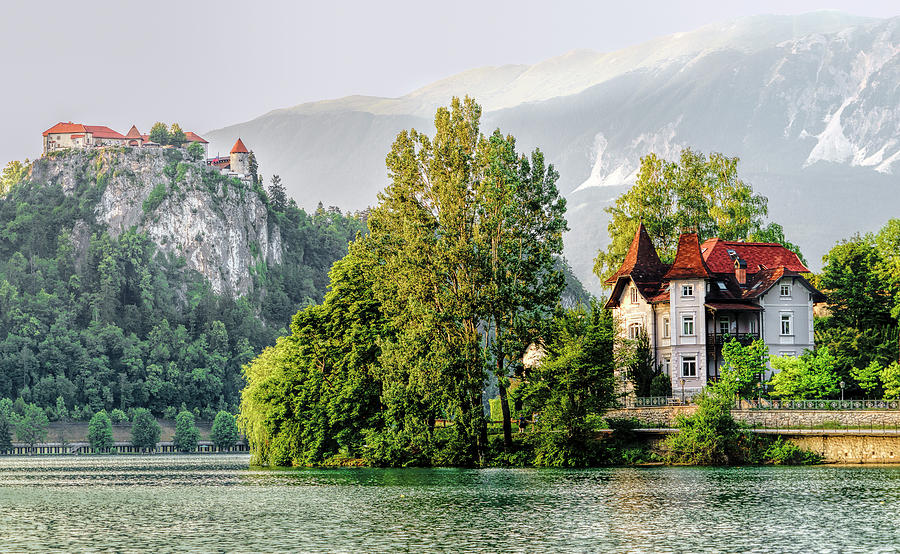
605,223,826,396
42,122,208,156
206,138,252,179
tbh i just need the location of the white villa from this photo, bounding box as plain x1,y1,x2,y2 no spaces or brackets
605,223,826,395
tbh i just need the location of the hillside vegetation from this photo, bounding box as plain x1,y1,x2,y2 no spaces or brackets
0,148,364,421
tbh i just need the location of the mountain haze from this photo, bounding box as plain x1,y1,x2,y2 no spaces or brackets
206,12,900,293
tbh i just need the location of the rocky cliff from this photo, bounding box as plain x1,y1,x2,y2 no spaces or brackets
31,148,282,296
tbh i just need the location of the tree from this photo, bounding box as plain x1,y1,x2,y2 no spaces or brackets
851,362,883,397
211,410,239,450
1,160,29,196
268,175,287,212
168,123,186,146
594,149,770,281
248,151,259,185
517,303,618,466
0,412,12,454
54,395,68,422
187,142,205,161
882,363,900,399
148,122,169,145
131,408,160,452
720,339,769,399
16,403,48,453
174,409,199,452
768,349,840,399
819,234,894,330
88,410,114,452
627,329,657,397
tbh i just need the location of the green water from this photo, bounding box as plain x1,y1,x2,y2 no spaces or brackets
1,455,899,552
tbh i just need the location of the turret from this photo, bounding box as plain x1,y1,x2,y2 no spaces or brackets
229,138,250,175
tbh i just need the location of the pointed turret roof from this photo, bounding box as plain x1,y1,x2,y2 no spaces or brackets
604,222,667,285
125,125,142,139
663,232,711,280
230,138,249,154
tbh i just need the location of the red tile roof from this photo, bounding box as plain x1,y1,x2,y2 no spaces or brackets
184,132,208,144
701,238,810,274
230,138,249,153
663,233,711,280
84,126,126,140
125,125,142,139
43,122,86,136
604,222,667,286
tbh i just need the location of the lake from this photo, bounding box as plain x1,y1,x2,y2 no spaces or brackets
0,455,898,552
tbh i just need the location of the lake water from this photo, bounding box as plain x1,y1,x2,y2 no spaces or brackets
1,455,899,552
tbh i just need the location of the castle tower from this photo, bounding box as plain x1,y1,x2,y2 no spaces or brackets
229,138,250,175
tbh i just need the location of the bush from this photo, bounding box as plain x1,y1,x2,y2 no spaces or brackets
211,411,239,450
162,406,178,420
142,183,167,214
649,374,672,397
88,410,114,452
763,437,822,465
174,410,200,452
665,389,741,465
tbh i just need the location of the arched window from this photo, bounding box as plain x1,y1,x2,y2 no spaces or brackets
628,322,643,340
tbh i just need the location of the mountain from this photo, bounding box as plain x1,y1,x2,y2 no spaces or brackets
206,12,900,294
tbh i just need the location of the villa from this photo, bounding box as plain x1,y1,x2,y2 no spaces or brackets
605,223,826,395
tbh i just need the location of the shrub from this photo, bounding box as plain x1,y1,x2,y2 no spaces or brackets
88,410,114,452
763,437,822,465
142,183,167,214
665,389,741,465
109,409,128,424
649,373,672,397
174,410,200,452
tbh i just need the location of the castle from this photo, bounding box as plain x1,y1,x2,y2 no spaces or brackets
41,122,255,180
42,122,208,157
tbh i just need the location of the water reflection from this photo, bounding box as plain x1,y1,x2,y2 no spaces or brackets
0,455,898,552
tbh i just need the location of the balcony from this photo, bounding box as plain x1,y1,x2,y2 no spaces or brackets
706,332,760,352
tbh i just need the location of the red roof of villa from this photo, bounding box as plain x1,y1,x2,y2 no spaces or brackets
604,222,667,286
83,126,126,140
701,238,810,274
663,232,711,280
184,132,208,144
43,122,87,136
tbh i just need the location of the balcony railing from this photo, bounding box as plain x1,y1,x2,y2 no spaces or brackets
706,332,759,351
748,399,900,411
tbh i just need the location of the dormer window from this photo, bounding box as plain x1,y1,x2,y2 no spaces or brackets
681,284,694,298
780,284,792,298
630,286,639,304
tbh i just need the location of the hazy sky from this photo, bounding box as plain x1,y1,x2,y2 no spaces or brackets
1,0,898,163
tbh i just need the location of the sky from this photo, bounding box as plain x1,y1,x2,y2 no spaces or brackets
1,0,898,163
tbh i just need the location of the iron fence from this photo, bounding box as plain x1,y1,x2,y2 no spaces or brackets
747,399,900,411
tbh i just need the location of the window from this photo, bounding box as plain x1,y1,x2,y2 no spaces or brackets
718,317,730,336
628,322,643,340
781,351,796,358
662,357,671,376
749,318,758,333
780,284,792,297
630,286,638,304
681,284,694,298
780,313,793,336
682,314,695,336
663,317,670,338
682,355,697,377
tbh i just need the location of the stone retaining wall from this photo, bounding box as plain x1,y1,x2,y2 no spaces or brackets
788,435,900,463
607,407,900,429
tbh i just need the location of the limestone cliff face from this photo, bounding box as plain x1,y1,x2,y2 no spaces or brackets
31,148,282,296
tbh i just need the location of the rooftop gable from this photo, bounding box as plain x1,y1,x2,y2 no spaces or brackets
43,122,86,136
603,222,667,286
184,131,208,144
664,232,711,280
84,125,126,140
125,125,142,139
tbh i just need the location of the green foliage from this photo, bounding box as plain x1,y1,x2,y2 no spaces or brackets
169,124,186,146
517,303,618,467
0,413,11,453
666,385,742,465
142,182,167,213
851,361,883,397
1,160,29,197
88,410,114,452
720,339,768,398
211,410,239,449
627,329,657,396
131,408,160,451
187,142,205,161
595,149,772,280
15,403,49,450
762,437,822,465
148,122,169,146
267,175,287,212
174,410,199,452
882,363,900,399
649,373,672,397
769,348,840,399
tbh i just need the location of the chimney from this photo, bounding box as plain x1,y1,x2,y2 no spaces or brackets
734,257,747,285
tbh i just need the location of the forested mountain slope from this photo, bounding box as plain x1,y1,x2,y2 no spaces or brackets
0,147,364,420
